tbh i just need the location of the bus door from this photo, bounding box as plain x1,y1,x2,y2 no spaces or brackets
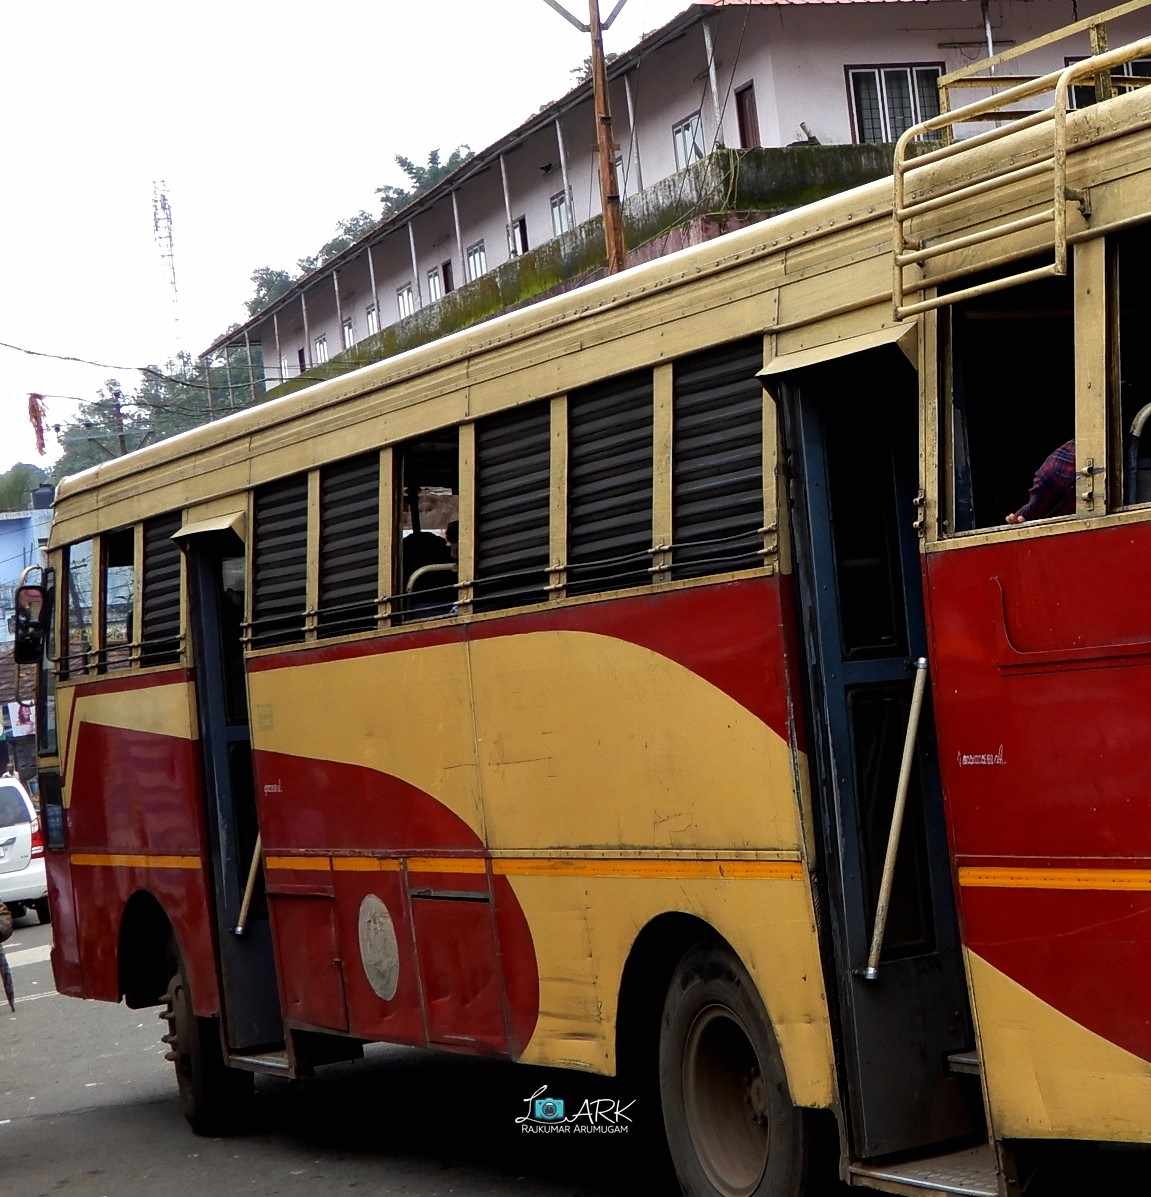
776,345,981,1159
183,526,282,1052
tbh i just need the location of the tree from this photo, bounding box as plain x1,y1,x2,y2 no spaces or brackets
51,352,265,481
571,51,617,83
245,267,295,317
377,146,474,217
296,210,378,274
0,464,47,512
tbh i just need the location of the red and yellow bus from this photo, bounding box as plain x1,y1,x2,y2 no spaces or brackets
18,32,1151,1197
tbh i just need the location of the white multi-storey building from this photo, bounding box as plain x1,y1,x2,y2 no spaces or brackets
202,0,1146,396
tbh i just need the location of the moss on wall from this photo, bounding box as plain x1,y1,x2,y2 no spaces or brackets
263,144,896,401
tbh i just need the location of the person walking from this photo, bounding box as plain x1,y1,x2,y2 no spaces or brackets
0,902,14,1011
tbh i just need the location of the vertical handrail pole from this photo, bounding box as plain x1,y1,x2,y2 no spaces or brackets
233,832,262,937
862,657,929,981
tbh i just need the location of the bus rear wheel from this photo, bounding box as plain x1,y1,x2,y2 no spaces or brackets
161,956,252,1136
660,944,805,1197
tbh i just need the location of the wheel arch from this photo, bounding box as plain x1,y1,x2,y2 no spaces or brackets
118,889,178,1008
615,912,729,1085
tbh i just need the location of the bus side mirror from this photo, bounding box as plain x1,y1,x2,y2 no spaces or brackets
13,585,46,666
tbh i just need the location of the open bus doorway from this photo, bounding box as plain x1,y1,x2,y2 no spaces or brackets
776,345,983,1161
183,526,282,1054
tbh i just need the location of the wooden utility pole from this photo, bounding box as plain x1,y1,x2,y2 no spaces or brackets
589,0,626,273
541,0,629,272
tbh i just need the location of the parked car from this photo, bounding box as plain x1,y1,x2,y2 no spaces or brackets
0,776,48,924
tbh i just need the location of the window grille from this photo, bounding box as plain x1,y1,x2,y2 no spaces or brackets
252,475,308,647
140,514,182,666
318,454,380,637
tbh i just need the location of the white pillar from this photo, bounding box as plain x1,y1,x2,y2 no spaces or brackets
451,191,465,283
702,19,723,147
555,117,573,223
499,154,516,255
625,72,644,193
408,222,423,308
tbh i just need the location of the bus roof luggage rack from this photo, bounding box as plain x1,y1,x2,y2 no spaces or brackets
892,29,1151,320
850,1142,998,1196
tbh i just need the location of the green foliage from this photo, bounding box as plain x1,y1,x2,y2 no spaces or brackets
51,349,266,481
241,146,472,319
295,210,378,274
245,267,295,317
376,146,474,217
0,464,48,512
570,51,617,84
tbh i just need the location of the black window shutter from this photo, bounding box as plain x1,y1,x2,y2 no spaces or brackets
140,513,182,666
474,403,550,610
672,338,764,580
567,370,653,594
252,475,308,647
318,454,379,637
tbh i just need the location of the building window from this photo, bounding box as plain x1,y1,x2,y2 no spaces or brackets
848,64,942,143
507,216,528,257
550,190,573,237
342,318,354,350
427,268,443,303
297,347,306,375
397,284,416,319
442,259,455,294
466,240,487,282
1067,55,1151,108
672,111,705,171
366,303,379,335
314,334,329,364
278,355,288,383
735,82,761,149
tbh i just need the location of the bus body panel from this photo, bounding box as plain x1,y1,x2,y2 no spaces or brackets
927,521,1151,1142
53,671,221,1017
246,578,836,1107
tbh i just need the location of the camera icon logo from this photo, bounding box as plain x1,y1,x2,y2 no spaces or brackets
533,1097,566,1121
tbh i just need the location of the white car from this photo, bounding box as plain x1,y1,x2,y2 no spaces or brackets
0,777,48,924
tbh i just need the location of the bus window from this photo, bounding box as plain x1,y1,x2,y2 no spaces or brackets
140,514,182,666
567,370,653,594
1111,224,1151,506
474,402,550,612
318,452,380,638
61,539,94,679
672,338,764,579
252,475,308,648
100,528,135,672
946,264,1075,532
396,429,459,621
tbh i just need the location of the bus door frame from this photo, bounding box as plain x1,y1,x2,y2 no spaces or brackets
764,327,981,1160
178,516,283,1052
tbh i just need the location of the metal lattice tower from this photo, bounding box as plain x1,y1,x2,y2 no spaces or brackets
152,179,183,364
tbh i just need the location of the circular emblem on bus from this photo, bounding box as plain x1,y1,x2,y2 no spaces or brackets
357,894,400,1002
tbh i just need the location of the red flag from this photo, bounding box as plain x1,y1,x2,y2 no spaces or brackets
27,393,46,456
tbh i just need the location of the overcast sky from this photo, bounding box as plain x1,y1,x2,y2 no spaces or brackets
0,0,691,472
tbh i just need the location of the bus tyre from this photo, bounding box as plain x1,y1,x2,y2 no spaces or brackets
33,898,50,925
660,944,805,1197
161,960,253,1136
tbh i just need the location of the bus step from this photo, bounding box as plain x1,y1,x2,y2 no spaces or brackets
849,1143,998,1197
947,1049,982,1076
228,1048,293,1076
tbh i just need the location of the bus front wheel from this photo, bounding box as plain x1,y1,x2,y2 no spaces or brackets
161,957,252,1136
660,943,806,1197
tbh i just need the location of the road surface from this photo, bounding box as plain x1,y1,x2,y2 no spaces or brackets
2,916,1143,1195
0,915,674,1195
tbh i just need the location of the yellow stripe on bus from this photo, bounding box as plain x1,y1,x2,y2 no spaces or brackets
70,853,200,870
492,857,805,880
331,856,402,872
959,866,1151,892
74,850,807,882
